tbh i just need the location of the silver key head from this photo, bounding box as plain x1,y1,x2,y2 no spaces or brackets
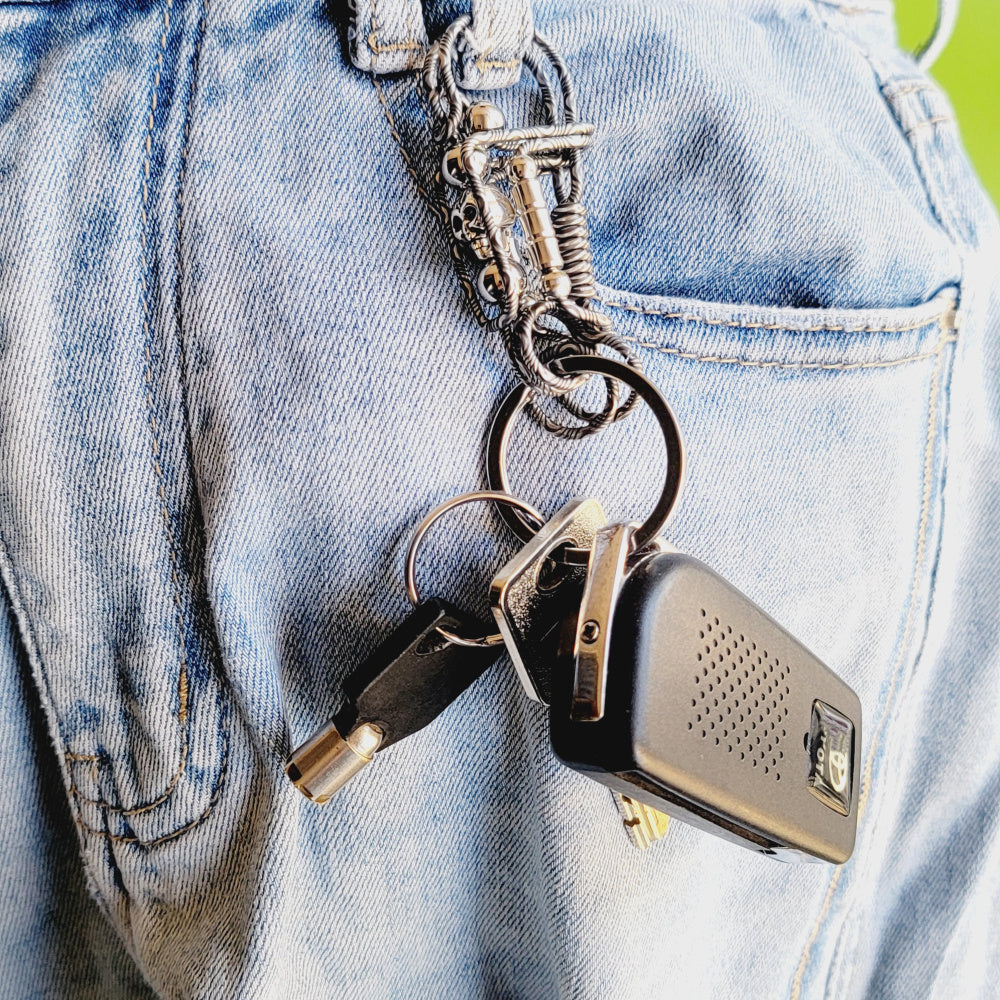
491,498,606,703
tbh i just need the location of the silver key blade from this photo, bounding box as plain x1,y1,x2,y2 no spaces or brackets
491,498,606,703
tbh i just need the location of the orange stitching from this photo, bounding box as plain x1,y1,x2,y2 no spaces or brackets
372,73,433,205
74,723,229,848
403,0,417,61
475,55,520,72
599,294,956,335
67,749,186,814
790,321,953,1000
885,81,934,99
368,0,382,65
905,115,954,137
368,36,423,54
624,333,956,371
71,0,220,822
138,0,190,783
368,0,422,70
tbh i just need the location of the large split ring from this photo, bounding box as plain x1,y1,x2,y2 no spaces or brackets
486,356,685,551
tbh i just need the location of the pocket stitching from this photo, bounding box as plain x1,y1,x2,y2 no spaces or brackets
73,696,231,849
599,295,955,336
788,320,955,1000
621,327,956,372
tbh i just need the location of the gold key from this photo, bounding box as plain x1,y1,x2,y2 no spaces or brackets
616,794,671,851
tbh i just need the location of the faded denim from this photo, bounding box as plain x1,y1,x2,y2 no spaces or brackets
0,1,997,998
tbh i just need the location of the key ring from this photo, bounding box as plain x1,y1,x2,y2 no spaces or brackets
405,490,546,648
486,356,685,552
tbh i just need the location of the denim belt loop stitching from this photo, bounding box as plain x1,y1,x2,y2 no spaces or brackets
351,0,533,89
349,0,428,74
456,0,534,89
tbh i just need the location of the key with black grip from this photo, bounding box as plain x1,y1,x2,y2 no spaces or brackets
287,599,502,803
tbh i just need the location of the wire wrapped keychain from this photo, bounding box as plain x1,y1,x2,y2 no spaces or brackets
421,14,643,439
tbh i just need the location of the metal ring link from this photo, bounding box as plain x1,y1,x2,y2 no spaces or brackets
524,327,643,438
404,490,545,647
487,356,685,550
511,298,593,396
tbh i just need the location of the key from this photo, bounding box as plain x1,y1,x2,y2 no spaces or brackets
287,599,502,803
490,497,606,704
616,794,670,851
551,525,862,864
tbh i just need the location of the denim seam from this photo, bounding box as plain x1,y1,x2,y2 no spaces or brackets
599,296,954,336
476,55,520,71
623,332,955,371
72,698,230,849
65,0,191,818
372,72,433,204
789,323,953,1000
0,1,198,828
376,70,495,328
69,0,229,832
806,3,955,242
472,0,529,74
791,10,965,993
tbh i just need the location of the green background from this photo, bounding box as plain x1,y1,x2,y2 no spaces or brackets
896,0,1000,205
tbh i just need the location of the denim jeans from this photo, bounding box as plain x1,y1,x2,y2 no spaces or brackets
0,1,997,997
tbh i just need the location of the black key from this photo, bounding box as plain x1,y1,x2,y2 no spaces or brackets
287,600,501,803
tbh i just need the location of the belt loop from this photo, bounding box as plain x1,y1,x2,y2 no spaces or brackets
348,1,534,89
457,0,534,90
348,0,428,74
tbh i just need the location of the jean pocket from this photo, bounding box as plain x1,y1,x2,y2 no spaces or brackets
518,283,956,842
547,0,962,313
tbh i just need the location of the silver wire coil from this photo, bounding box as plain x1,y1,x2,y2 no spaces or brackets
551,201,597,303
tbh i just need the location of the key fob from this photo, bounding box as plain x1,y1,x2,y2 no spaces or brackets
551,548,861,863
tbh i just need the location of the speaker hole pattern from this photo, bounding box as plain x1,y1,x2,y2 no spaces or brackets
688,609,790,781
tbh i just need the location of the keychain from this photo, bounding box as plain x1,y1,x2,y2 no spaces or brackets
422,15,641,439
486,357,861,864
289,357,861,862
288,15,860,864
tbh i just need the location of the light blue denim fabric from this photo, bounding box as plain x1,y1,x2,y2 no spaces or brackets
348,0,533,87
0,1,997,998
